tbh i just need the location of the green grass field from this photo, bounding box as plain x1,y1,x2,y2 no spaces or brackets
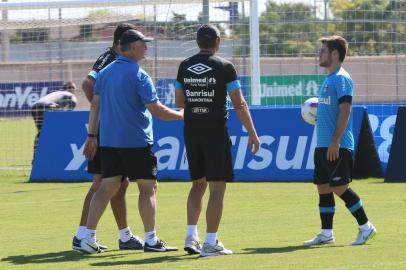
0,118,36,170
1,118,406,269
1,174,405,270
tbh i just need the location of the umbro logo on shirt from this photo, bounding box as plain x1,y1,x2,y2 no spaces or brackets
187,63,212,75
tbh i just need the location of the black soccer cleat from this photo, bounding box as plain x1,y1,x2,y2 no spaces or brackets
119,235,144,250
144,239,178,252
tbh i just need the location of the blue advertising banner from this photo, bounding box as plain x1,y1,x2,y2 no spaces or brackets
365,105,402,172
30,107,365,182
30,111,92,181
0,81,63,117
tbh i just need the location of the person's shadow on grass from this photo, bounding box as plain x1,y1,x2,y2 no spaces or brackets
89,253,201,267
1,250,126,265
239,244,345,254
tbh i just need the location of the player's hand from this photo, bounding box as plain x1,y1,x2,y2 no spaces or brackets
248,133,260,154
327,141,340,162
83,137,97,160
178,109,184,120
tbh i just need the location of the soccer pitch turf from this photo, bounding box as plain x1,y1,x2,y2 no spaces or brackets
0,172,406,270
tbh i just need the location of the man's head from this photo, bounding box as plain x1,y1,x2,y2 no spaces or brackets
63,81,76,93
318,35,348,67
113,23,137,45
119,29,153,61
196,24,220,51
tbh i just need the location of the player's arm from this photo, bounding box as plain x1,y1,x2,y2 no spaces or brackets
229,89,260,154
82,76,96,103
327,75,353,162
175,80,185,108
83,95,100,160
174,64,185,108
147,101,183,120
328,98,352,161
140,75,183,120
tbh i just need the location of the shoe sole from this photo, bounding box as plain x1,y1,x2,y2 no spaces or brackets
200,251,233,257
73,245,108,251
352,230,377,245
72,245,82,251
76,248,103,254
144,247,178,252
119,246,144,250
184,246,200,254
303,240,335,246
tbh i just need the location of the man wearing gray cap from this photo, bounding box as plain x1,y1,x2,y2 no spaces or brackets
80,29,183,254
73,23,143,253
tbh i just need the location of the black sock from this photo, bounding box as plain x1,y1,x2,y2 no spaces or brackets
319,193,335,229
340,188,368,225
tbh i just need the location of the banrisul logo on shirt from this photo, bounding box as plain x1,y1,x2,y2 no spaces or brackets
187,63,212,75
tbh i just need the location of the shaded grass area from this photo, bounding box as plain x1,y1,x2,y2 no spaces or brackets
0,176,405,270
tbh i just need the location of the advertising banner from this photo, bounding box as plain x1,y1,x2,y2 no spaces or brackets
0,81,63,117
30,107,365,182
366,105,401,172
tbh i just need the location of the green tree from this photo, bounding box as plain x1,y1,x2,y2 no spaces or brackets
329,0,405,55
11,28,49,43
234,1,322,56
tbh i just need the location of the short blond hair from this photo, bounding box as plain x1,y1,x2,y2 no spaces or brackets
319,35,348,62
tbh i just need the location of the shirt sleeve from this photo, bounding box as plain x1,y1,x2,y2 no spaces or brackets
335,75,353,99
88,70,98,80
93,75,101,96
224,62,241,93
139,74,158,104
175,62,184,91
88,51,115,81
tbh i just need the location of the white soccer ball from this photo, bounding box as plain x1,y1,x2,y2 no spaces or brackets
301,97,318,125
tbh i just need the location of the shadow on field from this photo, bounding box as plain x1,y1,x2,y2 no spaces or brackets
90,254,200,266
241,244,345,254
1,250,126,265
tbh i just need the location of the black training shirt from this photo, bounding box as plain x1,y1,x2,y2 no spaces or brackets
176,53,240,126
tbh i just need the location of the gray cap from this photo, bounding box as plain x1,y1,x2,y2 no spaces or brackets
119,30,153,45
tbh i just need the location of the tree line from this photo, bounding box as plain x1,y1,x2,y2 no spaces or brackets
234,0,406,57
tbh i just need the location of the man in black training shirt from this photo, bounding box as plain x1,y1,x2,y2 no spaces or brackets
175,24,260,257
72,23,144,252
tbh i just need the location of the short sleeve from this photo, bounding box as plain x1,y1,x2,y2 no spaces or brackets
88,70,98,80
224,62,241,93
175,62,184,91
139,74,158,104
93,75,101,96
336,75,353,99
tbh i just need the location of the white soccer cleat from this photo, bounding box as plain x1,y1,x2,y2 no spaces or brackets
303,233,335,246
184,235,201,254
200,240,233,257
79,238,104,254
351,224,377,245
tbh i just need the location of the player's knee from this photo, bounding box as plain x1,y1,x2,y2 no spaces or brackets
208,183,226,199
120,177,130,189
91,175,103,191
192,180,207,192
139,183,156,197
98,182,119,198
331,185,348,196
